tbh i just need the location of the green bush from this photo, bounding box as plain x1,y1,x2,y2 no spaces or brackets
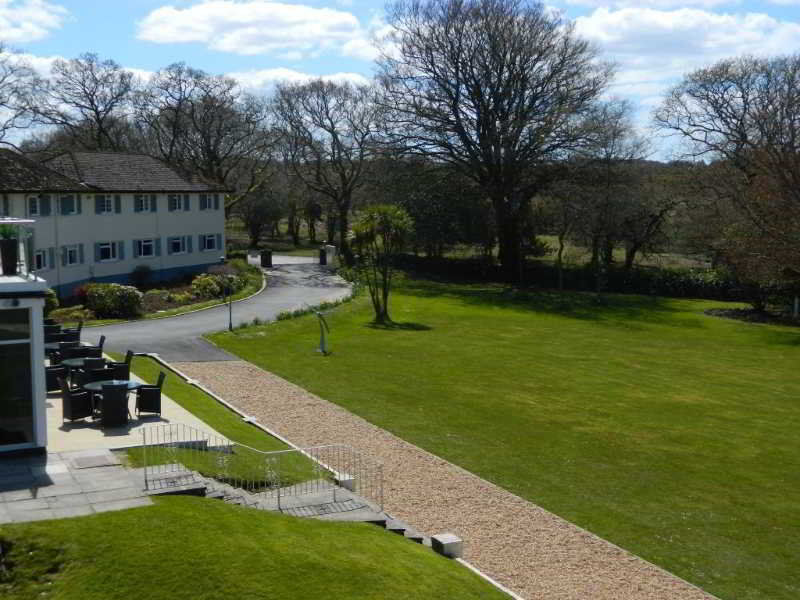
191,274,222,299
49,305,95,323
130,264,153,288
44,289,59,316
85,283,143,318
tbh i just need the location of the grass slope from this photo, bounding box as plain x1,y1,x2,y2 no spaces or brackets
209,278,800,600
0,496,506,600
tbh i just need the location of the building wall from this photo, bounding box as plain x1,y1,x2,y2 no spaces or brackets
5,191,226,297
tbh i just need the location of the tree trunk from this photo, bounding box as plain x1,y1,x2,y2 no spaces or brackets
338,200,354,266
307,217,317,243
556,233,566,291
624,243,640,271
493,196,523,283
326,209,336,243
602,236,614,265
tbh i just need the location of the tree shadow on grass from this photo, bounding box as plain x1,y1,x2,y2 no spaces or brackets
397,276,701,329
365,321,433,331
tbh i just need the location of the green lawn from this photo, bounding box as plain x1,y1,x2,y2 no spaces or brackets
209,278,800,600
0,496,505,600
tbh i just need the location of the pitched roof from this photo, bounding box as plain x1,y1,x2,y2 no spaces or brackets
43,151,227,193
0,149,90,192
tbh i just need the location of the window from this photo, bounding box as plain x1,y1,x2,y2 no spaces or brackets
135,239,155,258
96,195,113,214
200,234,218,251
60,195,78,215
169,237,186,254
168,194,183,211
64,245,80,266
96,241,124,262
28,197,39,217
200,194,219,210
135,195,157,212
33,250,47,271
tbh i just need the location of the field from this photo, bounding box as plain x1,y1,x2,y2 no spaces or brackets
209,277,800,600
0,496,505,600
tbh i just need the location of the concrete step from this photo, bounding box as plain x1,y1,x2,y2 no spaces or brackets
385,519,408,535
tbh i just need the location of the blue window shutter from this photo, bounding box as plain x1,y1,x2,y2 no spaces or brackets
199,194,206,211
60,197,69,215
215,233,222,252
198,235,204,251
76,195,82,215
2,195,7,216
133,240,140,258
95,196,102,214
41,196,51,216
151,194,157,212
61,247,67,267
134,196,141,213
214,194,220,210
118,241,125,260
186,235,192,253
166,237,173,256
155,238,161,257
48,247,55,269
115,195,121,214
94,243,101,262
78,243,85,264
184,194,190,211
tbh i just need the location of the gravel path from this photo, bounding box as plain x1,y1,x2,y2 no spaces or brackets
174,360,714,600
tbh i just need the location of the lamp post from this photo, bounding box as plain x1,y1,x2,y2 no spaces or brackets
219,256,232,332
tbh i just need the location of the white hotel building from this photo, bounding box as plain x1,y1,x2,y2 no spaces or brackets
0,150,228,297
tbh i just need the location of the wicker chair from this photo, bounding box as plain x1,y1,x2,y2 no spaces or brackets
99,383,129,428
108,362,130,380
136,371,165,417
59,377,93,423
46,366,67,392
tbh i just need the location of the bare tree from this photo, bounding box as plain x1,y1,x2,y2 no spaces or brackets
135,63,276,212
273,79,381,265
378,0,612,281
0,44,35,148
26,53,134,151
654,54,800,258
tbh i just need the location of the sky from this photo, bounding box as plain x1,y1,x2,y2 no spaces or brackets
1,0,799,154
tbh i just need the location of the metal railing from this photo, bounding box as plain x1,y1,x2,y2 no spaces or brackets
140,423,383,512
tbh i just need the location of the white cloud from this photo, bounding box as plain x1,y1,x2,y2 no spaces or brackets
567,0,735,8
229,67,370,92
137,1,363,58
0,0,68,43
576,7,800,100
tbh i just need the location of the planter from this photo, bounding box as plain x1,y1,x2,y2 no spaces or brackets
0,238,18,276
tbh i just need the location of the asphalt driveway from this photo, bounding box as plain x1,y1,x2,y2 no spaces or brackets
83,256,350,362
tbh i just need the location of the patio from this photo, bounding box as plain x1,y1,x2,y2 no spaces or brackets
46,368,222,453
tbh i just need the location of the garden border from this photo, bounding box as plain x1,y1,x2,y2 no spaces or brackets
80,268,267,328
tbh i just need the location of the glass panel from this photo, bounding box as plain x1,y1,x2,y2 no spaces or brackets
0,308,30,341
0,342,33,446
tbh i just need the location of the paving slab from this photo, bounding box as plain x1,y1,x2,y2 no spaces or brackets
92,497,152,513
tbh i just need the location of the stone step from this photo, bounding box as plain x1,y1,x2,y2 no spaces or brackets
385,519,408,535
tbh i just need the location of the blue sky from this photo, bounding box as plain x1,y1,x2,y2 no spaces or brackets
1,0,799,152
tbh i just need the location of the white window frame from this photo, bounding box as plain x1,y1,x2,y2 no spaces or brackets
169,237,187,255
168,194,184,211
97,195,113,214
98,242,118,262
135,195,153,212
33,249,47,271
28,197,40,217
136,239,155,258
65,244,80,266
201,234,217,251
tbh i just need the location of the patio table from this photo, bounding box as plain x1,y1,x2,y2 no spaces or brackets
83,380,142,392
62,357,108,369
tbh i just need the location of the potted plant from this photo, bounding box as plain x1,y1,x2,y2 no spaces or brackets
0,224,19,276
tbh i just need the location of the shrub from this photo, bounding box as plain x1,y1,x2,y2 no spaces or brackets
141,289,170,312
50,305,95,323
85,283,143,318
191,274,222,299
130,265,153,288
44,289,59,316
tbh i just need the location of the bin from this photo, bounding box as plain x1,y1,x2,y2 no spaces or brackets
260,249,272,268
